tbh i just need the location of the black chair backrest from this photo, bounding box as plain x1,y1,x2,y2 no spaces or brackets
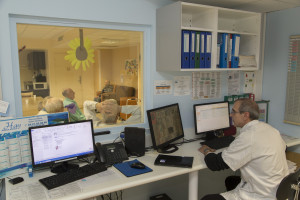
276,168,300,200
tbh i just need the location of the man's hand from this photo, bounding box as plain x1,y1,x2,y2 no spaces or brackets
199,145,216,156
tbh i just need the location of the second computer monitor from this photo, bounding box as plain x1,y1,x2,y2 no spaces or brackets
194,101,230,137
147,103,184,153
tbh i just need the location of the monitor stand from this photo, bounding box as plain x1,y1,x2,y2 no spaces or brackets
157,144,178,154
51,161,79,174
200,130,223,141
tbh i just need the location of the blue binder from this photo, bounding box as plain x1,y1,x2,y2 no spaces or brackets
181,30,190,68
205,32,212,68
189,31,196,68
195,32,201,68
219,33,228,68
231,34,240,68
199,32,206,68
228,34,232,68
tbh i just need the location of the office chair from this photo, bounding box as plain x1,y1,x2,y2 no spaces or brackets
276,168,300,200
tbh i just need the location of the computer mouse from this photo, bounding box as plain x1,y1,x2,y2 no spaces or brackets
130,162,145,169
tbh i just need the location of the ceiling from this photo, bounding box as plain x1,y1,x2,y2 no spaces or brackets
17,24,142,50
172,0,300,13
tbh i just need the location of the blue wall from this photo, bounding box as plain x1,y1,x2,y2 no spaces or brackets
263,6,300,151
3,0,300,145
0,0,232,133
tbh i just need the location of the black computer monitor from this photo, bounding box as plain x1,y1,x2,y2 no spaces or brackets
147,103,184,153
29,120,95,174
193,101,230,140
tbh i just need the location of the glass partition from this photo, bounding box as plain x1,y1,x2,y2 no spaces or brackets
17,24,144,128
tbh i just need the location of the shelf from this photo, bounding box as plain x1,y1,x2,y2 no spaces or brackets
156,1,262,72
182,26,215,32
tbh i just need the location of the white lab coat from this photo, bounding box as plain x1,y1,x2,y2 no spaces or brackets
221,120,289,200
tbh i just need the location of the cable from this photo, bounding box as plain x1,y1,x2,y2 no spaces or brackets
113,136,120,143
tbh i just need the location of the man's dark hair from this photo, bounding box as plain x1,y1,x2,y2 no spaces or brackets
236,98,259,120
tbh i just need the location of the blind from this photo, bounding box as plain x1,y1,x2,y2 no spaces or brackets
284,35,300,125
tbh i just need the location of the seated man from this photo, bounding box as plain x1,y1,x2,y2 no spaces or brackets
83,99,141,127
199,98,288,200
37,97,64,115
94,80,114,102
62,88,86,122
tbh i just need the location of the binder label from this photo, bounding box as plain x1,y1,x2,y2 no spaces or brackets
225,35,228,53
191,33,195,52
184,33,189,53
201,34,205,53
206,34,212,53
234,36,240,56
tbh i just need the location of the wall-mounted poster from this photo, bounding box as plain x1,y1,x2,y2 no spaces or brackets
125,59,138,75
256,100,269,123
0,112,68,178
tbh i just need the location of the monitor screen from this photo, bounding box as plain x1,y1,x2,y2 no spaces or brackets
147,103,184,153
194,101,230,135
29,120,95,171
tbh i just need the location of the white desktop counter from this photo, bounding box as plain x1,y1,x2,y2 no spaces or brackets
5,140,208,200
5,134,300,200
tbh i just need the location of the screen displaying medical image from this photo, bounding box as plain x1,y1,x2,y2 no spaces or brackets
148,104,184,147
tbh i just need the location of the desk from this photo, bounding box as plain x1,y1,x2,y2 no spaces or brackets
281,133,300,147
5,140,208,200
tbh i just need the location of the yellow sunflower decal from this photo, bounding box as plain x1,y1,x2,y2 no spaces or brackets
64,29,95,71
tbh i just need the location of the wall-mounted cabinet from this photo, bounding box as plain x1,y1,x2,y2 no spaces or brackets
156,1,262,71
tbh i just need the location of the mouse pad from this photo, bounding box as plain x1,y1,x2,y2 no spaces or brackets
113,159,152,177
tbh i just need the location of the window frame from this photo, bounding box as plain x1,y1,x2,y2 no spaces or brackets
9,14,152,134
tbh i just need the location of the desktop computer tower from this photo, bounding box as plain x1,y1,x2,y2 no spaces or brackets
124,127,145,157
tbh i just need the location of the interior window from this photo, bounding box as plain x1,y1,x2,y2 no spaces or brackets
17,24,144,128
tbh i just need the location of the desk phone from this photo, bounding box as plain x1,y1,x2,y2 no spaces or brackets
95,142,128,166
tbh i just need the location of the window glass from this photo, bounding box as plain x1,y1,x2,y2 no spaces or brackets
17,24,144,128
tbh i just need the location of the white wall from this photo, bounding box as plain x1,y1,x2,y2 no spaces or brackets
263,6,300,152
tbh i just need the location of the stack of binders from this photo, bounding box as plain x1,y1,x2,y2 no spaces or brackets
217,33,240,68
181,30,212,69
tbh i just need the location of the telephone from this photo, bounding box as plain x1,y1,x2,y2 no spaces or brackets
94,142,128,166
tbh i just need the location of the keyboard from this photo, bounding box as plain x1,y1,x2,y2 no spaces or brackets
200,135,235,150
39,162,107,190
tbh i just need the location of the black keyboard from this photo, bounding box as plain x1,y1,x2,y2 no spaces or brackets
200,135,235,150
39,162,107,190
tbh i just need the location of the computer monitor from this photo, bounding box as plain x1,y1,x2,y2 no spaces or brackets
29,120,95,174
147,103,184,153
193,101,230,139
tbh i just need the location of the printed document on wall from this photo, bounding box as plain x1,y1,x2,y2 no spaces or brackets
154,80,172,95
174,76,191,96
244,72,255,93
227,71,240,95
192,72,221,99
